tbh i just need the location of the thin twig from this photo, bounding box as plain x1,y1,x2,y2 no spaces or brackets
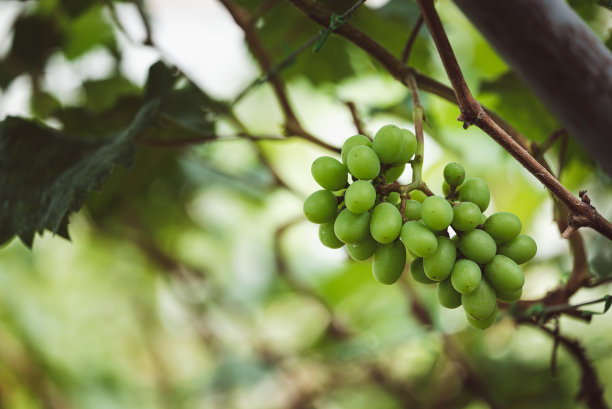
401,14,424,64
344,101,368,136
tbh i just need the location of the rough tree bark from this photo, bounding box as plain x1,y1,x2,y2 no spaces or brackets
452,0,612,177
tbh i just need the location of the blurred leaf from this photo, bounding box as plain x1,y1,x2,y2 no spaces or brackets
30,91,63,119
60,4,115,60
82,76,141,113
59,0,98,17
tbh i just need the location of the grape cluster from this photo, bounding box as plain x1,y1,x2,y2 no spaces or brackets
303,125,537,330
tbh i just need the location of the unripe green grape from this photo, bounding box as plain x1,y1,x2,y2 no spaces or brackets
462,279,496,320
479,213,487,226
483,212,522,244
334,209,370,244
458,177,490,212
410,190,427,203
421,196,454,231
341,134,371,166
384,164,405,182
451,259,482,294
484,255,525,293
496,287,522,303
443,162,465,187
311,156,348,191
396,128,417,163
347,235,378,261
372,124,404,164
345,180,376,214
458,229,497,264
452,202,482,232
400,221,438,257
319,219,344,249
346,145,381,180
467,302,498,330
387,191,401,208
372,241,406,285
410,258,436,284
442,180,451,197
497,234,537,264
370,202,402,244
404,199,422,220
423,236,456,281
303,190,338,223
437,277,462,309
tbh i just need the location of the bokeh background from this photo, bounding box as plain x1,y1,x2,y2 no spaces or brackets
1,0,612,408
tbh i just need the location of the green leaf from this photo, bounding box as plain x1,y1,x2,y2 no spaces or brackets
0,116,140,247
60,4,115,60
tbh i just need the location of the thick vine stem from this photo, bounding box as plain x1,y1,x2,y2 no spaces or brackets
415,0,612,241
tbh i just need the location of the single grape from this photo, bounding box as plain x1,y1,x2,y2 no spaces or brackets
341,134,371,166
451,259,482,294
404,199,422,220
458,177,490,212
311,156,348,191
370,202,402,244
319,219,344,249
452,202,483,232
372,240,406,285
334,209,370,244
462,279,497,320
346,145,381,180
372,124,404,164
442,180,451,197
496,287,522,303
437,277,462,309
303,190,338,223
421,196,454,231
396,128,417,163
443,162,466,187
347,235,378,261
423,236,456,281
484,255,525,293
400,221,438,257
479,213,487,226
483,212,522,244
467,302,498,330
384,164,405,182
387,191,401,208
410,190,428,203
410,258,436,284
458,229,497,264
345,180,376,214
497,234,537,264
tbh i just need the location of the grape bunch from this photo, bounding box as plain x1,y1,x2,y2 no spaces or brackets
303,125,537,330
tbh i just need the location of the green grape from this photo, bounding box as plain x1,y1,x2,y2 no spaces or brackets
384,164,405,182
303,190,338,223
462,279,497,320
347,235,378,261
450,259,482,294
437,277,462,309
346,145,381,180
421,196,453,231
370,202,402,244
443,162,465,187
497,234,537,264
334,209,370,244
496,287,522,303
319,219,343,249
341,134,371,166
484,255,525,293
396,128,417,163
311,156,348,191
458,177,490,212
483,212,522,243
372,241,406,285
410,258,436,284
387,191,401,208
458,229,497,264
372,124,404,164
345,180,376,214
479,213,487,226
410,190,427,203
400,221,438,257
423,236,456,281
404,199,422,220
467,302,498,330
452,202,482,232
442,180,451,197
